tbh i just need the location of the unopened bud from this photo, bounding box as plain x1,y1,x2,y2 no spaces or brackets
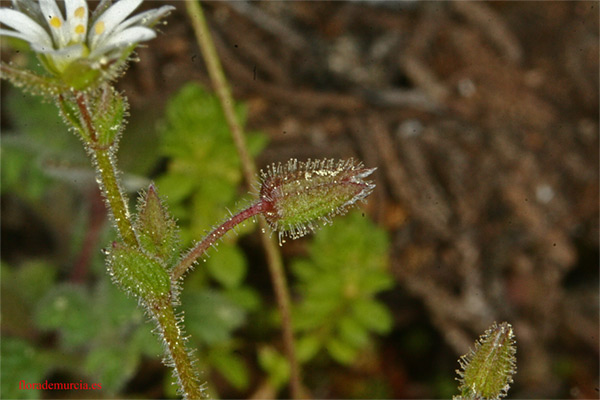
455,322,517,400
259,158,376,243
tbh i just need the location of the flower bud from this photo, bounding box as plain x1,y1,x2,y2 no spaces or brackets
259,158,376,243
456,322,517,400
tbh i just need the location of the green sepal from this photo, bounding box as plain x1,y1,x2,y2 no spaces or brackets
60,59,103,91
0,62,63,97
56,94,86,139
90,84,127,147
134,184,180,266
107,242,171,304
456,322,517,400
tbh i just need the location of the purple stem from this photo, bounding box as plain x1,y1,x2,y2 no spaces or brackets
171,201,265,280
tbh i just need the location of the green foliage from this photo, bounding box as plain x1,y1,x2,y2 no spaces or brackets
292,211,393,365
1,337,50,400
0,88,86,201
0,262,55,400
33,278,163,394
153,82,268,391
455,322,517,400
156,82,268,244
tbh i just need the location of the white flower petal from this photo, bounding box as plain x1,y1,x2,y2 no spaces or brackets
64,0,88,43
89,0,142,49
34,42,85,57
0,8,52,46
34,42,86,72
12,0,45,24
39,0,70,47
90,25,154,58
115,5,175,32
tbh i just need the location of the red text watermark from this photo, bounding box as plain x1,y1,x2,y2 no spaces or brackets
19,380,102,391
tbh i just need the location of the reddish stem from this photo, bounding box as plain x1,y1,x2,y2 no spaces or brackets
171,201,264,280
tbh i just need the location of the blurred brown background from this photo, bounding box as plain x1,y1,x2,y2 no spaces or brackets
123,2,598,397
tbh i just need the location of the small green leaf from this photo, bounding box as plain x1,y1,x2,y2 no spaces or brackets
326,337,358,365
225,286,261,312
209,349,249,390
338,316,370,348
351,298,393,334
85,344,140,394
258,346,290,390
456,322,517,400
183,290,246,345
1,337,49,400
107,242,171,304
135,184,180,265
35,284,98,348
206,244,247,288
296,335,322,363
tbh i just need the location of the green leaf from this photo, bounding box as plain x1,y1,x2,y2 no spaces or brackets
1,337,49,400
206,244,247,288
35,284,98,348
225,286,262,312
156,82,268,246
183,290,246,345
209,349,250,390
107,242,171,303
296,335,322,363
351,298,393,334
258,346,290,390
326,337,358,365
85,344,140,394
338,316,370,348
291,211,393,365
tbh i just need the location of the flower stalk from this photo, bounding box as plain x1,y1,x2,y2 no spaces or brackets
172,202,265,280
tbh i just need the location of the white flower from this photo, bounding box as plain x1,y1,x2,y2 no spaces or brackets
0,0,174,77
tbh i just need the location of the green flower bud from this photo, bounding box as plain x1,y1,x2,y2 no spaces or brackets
259,158,376,243
456,322,517,400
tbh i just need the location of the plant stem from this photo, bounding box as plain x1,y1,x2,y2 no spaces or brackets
172,202,264,281
71,92,202,397
185,1,303,397
153,298,204,399
71,93,138,248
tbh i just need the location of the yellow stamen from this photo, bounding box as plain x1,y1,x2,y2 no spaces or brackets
50,16,62,28
94,21,105,35
74,6,85,18
75,24,85,34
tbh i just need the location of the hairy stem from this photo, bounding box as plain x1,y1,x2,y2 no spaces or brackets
90,147,138,247
68,92,138,247
172,202,264,281
153,298,203,399
70,92,201,397
185,1,303,397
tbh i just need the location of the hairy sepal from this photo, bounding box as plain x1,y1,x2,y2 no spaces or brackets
455,322,517,400
259,158,376,242
135,184,180,267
